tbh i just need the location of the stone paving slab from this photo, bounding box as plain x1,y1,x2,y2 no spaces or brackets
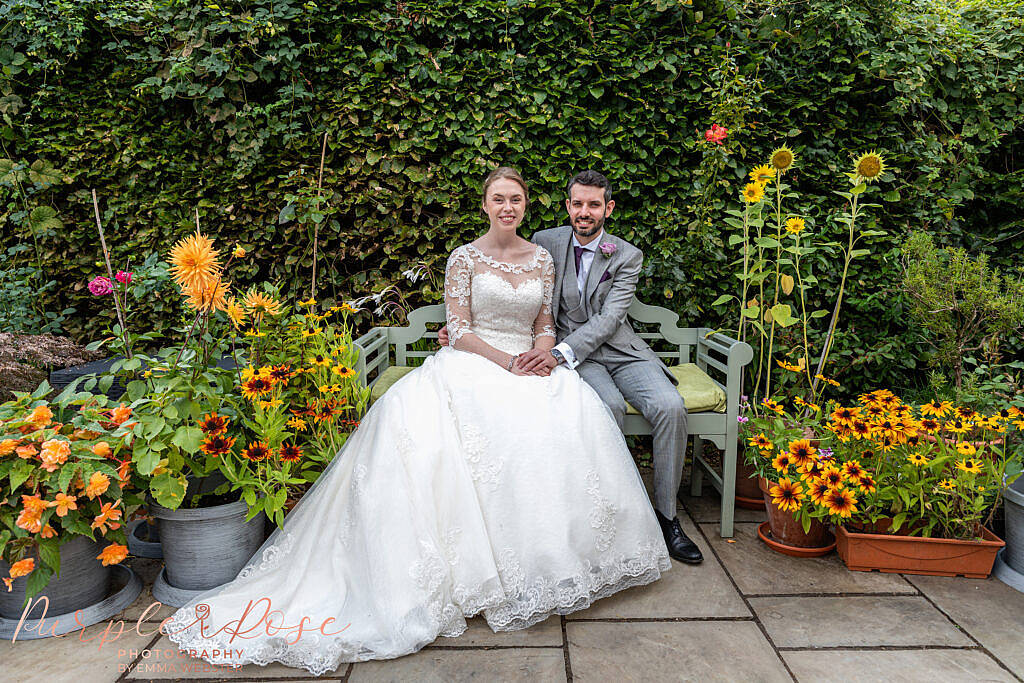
701,522,917,595
349,647,566,682
431,615,562,647
749,595,974,648
566,620,790,682
566,515,749,619
678,484,767,525
782,648,1015,682
0,622,154,683
908,574,1024,676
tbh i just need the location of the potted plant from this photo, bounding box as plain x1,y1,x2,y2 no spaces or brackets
0,385,144,638
716,146,892,514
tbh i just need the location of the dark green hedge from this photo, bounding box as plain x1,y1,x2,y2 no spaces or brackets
2,0,1022,397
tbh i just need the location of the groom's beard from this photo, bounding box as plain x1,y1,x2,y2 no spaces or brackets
572,214,605,238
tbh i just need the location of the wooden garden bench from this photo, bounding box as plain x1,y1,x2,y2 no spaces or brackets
352,298,753,537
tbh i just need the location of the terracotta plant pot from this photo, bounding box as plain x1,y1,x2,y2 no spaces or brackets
758,477,831,549
735,455,766,510
836,525,1005,578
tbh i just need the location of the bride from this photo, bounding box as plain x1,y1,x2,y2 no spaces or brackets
164,167,671,675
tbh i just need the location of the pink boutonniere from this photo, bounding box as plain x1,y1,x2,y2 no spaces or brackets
599,242,616,258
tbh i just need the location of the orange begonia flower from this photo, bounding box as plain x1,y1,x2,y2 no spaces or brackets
84,472,111,499
91,500,123,534
26,405,53,428
0,438,20,456
97,543,128,566
91,441,112,458
9,558,35,578
50,492,78,517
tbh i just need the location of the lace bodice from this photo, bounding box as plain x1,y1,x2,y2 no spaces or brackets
444,243,556,355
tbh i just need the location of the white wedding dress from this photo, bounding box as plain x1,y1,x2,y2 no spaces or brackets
165,243,670,675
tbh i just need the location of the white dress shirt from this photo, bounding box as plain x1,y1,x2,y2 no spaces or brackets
554,230,604,369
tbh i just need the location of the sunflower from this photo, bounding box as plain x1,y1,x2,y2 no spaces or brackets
185,277,230,312
920,399,951,417
278,443,303,462
840,460,864,481
198,412,230,436
955,441,977,456
770,145,795,172
243,289,283,323
772,452,794,472
823,487,858,518
807,478,832,505
769,478,804,512
742,182,765,204
200,434,236,457
784,217,806,235
225,297,246,327
956,459,983,475
938,478,957,491
241,441,271,462
821,466,845,489
749,433,773,451
169,230,221,293
240,376,274,400
853,151,885,182
906,452,929,467
749,164,776,185
787,439,817,468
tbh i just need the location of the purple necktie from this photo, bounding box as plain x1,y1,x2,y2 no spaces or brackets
574,246,584,275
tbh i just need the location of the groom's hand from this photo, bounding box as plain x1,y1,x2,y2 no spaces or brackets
517,349,557,375
437,325,450,347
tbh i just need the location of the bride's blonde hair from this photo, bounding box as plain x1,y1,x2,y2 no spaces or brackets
481,166,530,216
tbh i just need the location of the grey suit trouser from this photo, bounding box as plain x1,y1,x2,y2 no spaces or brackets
576,359,687,519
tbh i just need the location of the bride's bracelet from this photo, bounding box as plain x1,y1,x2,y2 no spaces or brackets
507,354,520,371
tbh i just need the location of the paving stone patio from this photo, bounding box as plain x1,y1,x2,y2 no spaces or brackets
3,469,1024,682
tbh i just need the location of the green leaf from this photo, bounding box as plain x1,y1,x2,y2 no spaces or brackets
28,159,62,187
151,472,188,509
37,538,62,573
711,294,734,306
171,425,203,453
850,183,867,195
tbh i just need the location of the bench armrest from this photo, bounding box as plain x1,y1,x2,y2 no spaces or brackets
353,327,391,389
696,329,753,417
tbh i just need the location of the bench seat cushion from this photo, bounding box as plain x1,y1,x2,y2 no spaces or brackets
370,362,726,414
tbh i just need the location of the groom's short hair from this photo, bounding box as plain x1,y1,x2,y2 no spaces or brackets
567,170,612,204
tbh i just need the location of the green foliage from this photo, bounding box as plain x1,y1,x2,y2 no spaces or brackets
1,0,1022,397
902,230,1024,389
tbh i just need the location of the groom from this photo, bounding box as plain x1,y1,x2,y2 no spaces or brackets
442,170,702,565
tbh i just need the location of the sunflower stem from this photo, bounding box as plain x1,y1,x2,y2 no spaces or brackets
311,132,328,302
92,190,133,360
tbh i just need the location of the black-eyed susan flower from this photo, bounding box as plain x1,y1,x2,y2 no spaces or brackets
920,399,951,417
309,354,332,367
799,459,826,482
851,420,872,439
200,434,236,457
241,376,274,400
815,373,840,387
769,478,804,512
241,441,271,462
855,473,877,494
823,487,858,518
199,412,230,436
332,365,356,379
841,459,864,481
919,418,941,433
955,441,977,456
278,443,303,462
831,406,859,426
907,452,929,467
244,327,266,338
821,466,844,490
762,398,784,414
749,433,773,451
268,364,296,382
956,459,983,475
955,406,977,420
772,452,794,472
938,478,957,491
945,419,971,435
807,478,832,505
298,297,316,307
788,439,818,468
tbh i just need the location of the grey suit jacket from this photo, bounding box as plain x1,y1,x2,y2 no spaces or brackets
532,226,675,385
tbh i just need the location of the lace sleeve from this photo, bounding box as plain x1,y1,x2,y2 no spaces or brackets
533,248,556,343
445,246,474,344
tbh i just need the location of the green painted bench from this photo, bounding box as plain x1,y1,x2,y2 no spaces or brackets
352,298,754,537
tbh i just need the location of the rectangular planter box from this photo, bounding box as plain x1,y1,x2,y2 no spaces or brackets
836,525,1005,579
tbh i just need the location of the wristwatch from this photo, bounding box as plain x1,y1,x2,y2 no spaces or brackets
550,349,565,365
